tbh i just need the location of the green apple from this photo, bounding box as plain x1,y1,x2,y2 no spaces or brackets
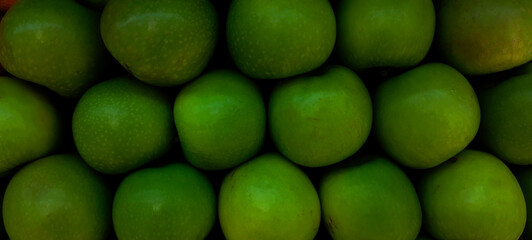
72,77,175,174
219,153,321,240
269,65,372,167
112,163,216,239
477,73,532,165
174,69,265,170
418,150,526,240
226,0,336,79
337,0,435,71
0,0,110,97
374,63,480,169
514,166,532,239
435,0,532,75
0,76,62,174
101,0,218,86
320,155,421,240
3,154,112,240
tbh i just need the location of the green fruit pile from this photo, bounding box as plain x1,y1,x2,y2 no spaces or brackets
0,0,532,239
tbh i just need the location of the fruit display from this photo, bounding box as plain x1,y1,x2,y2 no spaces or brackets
1,0,532,239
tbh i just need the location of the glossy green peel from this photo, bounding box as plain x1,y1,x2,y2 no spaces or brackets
0,0,109,97
72,77,175,174
0,76,62,174
219,153,321,240
112,163,216,240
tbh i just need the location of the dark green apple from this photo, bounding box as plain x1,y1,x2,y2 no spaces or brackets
418,150,526,240
219,153,321,240
269,66,372,167
0,0,110,97
436,0,532,75
0,76,62,174
112,163,216,239
3,154,112,240
226,0,336,79
374,63,480,169
337,0,435,71
320,155,421,240
101,0,218,86
72,77,175,174
174,69,265,170
477,73,532,165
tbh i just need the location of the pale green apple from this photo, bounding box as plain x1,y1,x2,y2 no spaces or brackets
337,0,435,71
226,0,336,79
320,155,421,240
418,150,526,240
477,73,532,165
269,65,372,167
0,76,62,174
3,154,112,240
374,63,480,169
101,0,218,86
112,163,216,239
0,0,110,97
436,0,532,75
219,153,321,240
174,69,265,170
72,77,175,174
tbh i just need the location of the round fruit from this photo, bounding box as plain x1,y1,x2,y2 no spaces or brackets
219,153,321,240
0,76,62,174
418,150,526,240
113,163,216,240
72,77,175,174
477,73,532,165
337,0,435,71
3,154,112,240
101,0,218,86
226,0,336,79
374,63,480,169
0,0,109,97
269,66,372,167
435,0,532,75
174,69,265,170
514,166,532,239
320,155,422,240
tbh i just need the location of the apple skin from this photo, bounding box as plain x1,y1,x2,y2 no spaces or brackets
477,73,532,165
514,166,532,239
101,0,218,86
0,0,110,97
374,63,480,169
219,153,321,240
3,154,112,240
72,77,175,174
173,69,266,170
112,163,216,240
418,150,526,240
337,0,435,71
269,65,372,167
435,0,532,75
226,0,335,79
319,155,421,240
0,76,62,174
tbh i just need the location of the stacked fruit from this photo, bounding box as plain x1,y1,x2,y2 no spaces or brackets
1,0,532,239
